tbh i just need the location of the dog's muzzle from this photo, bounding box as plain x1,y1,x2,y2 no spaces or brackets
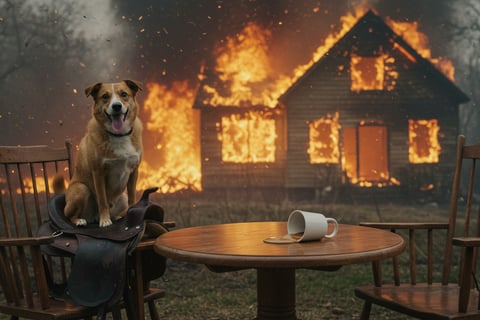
104,108,128,133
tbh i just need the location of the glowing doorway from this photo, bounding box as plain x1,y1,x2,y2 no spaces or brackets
343,124,389,185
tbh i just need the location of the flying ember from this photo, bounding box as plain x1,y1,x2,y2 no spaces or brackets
118,7,455,193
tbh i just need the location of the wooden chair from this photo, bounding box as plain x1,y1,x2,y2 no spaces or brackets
0,141,168,319
355,134,480,319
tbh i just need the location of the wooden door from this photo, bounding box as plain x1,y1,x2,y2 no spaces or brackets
343,124,389,184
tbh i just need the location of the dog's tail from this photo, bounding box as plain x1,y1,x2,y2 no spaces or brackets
52,174,66,195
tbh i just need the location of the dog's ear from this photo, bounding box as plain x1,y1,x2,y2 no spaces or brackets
123,80,143,95
85,83,103,98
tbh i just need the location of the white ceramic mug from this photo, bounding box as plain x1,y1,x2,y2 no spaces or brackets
287,210,339,242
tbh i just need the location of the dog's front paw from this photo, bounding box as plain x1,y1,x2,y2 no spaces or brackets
71,218,87,226
99,218,113,227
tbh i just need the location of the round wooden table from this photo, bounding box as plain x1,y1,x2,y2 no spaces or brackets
154,222,405,320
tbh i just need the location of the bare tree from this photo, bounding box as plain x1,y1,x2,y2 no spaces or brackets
0,0,90,145
447,1,480,141
0,0,87,83
0,0,133,146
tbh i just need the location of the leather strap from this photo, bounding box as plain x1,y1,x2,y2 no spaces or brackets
37,187,166,313
68,235,128,307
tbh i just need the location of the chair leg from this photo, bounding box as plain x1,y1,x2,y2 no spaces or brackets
97,308,107,320
359,301,372,320
148,300,160,320
123,288,136,320
112,307,123,320
134,252,146,320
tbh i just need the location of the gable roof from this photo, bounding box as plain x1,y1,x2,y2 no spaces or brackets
279,10,469,105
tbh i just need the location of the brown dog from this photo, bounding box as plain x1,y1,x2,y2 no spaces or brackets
55,80,143,227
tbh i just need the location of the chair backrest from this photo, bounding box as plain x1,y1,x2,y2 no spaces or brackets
361,135,480,287
356,134,480,318
0,141,74,310
443,134,480,284
0,141,74,238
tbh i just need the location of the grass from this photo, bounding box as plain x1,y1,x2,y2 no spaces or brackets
157,261,386,319
144,194,450,320
0,193,452,319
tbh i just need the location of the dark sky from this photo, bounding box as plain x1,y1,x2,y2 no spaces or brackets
0,0,454,146
116,0,450,84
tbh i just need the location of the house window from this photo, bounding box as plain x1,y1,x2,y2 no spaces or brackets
342,123,391,185
308,112,340,164
219,111,276,163
350,55,385,92
408,119,441,163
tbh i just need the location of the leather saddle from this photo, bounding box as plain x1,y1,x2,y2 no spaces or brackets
37,187,168,316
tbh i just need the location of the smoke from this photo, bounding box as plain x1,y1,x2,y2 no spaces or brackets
70,1,135,80
0,0,468,147
0,0,134,146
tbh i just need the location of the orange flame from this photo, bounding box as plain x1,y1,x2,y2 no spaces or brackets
387,19,455,81
201,8,373,108
140,7,453,192
308,112,341,164
291,7,370,82
341,123,401,188
408,119,441,163
351,55,386,92
200,7,454,108
4,165,70,195
138,81,202,193
350,54,400,92
20,176,51,194
13,9,454,195
219,110,277,163
201,22,279,107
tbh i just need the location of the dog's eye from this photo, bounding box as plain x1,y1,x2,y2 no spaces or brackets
120,92,128,98
101,93,110,100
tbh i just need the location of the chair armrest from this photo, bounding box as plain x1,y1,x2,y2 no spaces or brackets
360,222,449,230
0,235,54,246
136,239,156,251
163,220,176,228
452,237,480,247
137,220,176,251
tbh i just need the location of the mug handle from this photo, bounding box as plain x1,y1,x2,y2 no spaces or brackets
324,218,339,238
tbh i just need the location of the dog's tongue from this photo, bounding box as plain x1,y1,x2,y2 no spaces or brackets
112,115,124,133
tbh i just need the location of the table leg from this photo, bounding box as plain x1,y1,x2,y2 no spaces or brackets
256,268,296,320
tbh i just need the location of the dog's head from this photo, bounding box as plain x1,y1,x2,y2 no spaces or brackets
85,80,143,136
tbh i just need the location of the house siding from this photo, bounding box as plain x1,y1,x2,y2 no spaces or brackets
200,106,286,190
195,10,467,202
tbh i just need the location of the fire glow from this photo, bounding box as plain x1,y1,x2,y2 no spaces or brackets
136,7,452,192
308,112,341,164
408,119,441,163
15,8,454,194
137,81,202,193
219,110,277,163
201,23,280,108
350,54,399,92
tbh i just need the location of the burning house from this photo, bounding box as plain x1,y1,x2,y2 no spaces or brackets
193,10,468,202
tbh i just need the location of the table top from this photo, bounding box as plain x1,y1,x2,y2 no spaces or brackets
154,222,405,269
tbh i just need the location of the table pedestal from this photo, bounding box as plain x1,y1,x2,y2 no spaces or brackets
257,268,296,320
155,222,405,320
